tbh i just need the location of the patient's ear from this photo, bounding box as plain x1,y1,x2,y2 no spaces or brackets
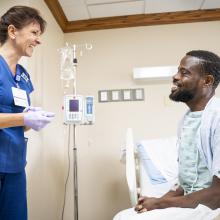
203,75,214,87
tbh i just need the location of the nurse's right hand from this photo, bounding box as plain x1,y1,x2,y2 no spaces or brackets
23,110,55,131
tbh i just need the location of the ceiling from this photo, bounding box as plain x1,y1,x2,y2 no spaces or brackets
44,0,220,33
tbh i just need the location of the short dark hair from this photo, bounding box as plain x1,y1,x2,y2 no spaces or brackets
0,5,46,44
186,50,220,89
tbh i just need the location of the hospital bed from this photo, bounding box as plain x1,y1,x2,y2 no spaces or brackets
124,128,178,206
114,129,220,220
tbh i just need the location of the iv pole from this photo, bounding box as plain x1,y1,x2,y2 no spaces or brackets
72,44,78,220
60,43,92,220
73,123,78,220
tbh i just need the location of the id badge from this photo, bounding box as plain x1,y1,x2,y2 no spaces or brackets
12,87,29,107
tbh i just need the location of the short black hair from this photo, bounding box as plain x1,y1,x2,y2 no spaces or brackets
186,50,220,89
0,6,46,44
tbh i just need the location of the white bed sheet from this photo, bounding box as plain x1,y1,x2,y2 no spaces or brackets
113,204,220,220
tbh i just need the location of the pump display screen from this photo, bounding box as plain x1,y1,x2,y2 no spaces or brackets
69,99,79,112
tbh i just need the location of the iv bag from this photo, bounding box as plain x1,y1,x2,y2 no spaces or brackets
59,46,75,81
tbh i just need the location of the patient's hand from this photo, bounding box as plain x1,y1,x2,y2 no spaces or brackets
134,196,160,213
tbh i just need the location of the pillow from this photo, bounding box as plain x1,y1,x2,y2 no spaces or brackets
137,144,168,185
136,137,178,197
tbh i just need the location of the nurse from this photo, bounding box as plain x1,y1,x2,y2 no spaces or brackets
0,6,55,220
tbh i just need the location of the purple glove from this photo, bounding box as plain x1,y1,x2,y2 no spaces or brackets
24,110,55,131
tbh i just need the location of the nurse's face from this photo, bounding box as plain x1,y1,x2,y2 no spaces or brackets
11,22,42,57
169,55,205,103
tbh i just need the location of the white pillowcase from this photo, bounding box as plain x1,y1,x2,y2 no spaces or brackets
137,137,178,197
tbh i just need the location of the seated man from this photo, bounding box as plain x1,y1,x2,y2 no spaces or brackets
114,50,220,220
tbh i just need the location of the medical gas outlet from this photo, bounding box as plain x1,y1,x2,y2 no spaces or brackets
64,94,95,125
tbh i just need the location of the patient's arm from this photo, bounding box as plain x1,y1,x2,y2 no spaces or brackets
160,176,220,210
135,186,184,213
161,185,184,199
135,176,220,213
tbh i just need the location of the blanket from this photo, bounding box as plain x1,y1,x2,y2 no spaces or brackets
113,205,220,220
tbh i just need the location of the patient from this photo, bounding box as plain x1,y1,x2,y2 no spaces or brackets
114,50,220,220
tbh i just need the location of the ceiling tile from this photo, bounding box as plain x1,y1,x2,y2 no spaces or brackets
59,0,90,21
201,0,220,9
88,0,145,18
145,0,203,13
58,0,220,22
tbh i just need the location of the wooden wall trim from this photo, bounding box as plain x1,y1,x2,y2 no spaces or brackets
44,0,68,31
43,1,220,33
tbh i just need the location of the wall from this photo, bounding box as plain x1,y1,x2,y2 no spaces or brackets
1,1,64,220
64,21,220,220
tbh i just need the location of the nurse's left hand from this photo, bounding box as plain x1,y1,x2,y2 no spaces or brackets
24,110,55,131
134,196,160,213
23,107,41,131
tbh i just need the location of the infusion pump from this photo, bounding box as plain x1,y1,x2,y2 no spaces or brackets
63,95,95,125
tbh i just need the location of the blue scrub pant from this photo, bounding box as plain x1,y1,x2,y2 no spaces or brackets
0,170,27,220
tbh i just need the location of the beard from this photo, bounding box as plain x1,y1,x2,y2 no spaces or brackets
169,89,194,103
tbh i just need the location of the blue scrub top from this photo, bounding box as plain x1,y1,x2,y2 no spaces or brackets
0,55,34,173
